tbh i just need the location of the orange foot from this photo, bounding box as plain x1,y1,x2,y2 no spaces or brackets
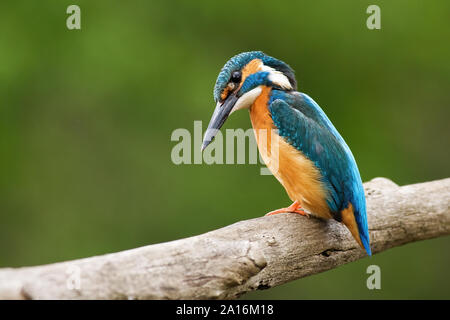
265,200,310,217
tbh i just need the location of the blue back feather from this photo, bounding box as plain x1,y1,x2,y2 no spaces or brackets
269,91,371,255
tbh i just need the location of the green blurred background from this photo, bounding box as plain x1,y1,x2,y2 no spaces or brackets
1,1,449,299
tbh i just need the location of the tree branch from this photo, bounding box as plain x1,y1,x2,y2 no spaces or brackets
0,177,449,299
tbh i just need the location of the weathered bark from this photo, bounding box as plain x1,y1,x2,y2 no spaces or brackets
0,177,449,300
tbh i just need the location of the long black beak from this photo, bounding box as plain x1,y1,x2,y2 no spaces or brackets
201,93,238,151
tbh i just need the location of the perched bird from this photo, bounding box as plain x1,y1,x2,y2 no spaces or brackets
202,51,371,255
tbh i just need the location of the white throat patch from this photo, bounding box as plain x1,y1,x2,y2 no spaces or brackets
230,86,263,114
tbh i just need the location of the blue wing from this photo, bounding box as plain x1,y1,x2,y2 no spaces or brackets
269,90,370,254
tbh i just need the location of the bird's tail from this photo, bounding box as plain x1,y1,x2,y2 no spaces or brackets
341,204,371,256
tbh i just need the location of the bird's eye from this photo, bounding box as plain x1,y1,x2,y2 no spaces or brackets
231,71,241,83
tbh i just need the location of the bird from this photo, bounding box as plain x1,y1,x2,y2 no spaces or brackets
202,51,371,255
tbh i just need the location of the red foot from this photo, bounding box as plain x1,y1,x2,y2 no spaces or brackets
265,200,310,217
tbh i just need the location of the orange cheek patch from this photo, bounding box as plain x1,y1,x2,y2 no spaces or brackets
220,87,230,101
240,59,263,88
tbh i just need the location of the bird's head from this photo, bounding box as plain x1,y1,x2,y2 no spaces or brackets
202,51,297,150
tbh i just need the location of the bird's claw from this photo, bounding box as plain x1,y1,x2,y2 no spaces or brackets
265,200,311,217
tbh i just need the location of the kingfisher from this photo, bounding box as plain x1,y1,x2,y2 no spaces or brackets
202,51,371,255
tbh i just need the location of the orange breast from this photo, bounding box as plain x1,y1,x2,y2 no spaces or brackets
249,86,332,219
